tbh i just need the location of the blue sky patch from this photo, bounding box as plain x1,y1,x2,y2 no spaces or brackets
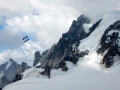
0,46,9,52
28,35,36,41
0,16,7,30
0,24,5,30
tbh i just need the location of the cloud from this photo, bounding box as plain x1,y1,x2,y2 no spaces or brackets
64,0,120,22
6,0,77,49
0,0,120,66
0,41,43,65
0,0,78,65
0,27,24,48
0,0,31,18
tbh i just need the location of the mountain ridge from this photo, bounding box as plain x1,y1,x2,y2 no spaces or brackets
3,9,120,90
0,59,31,90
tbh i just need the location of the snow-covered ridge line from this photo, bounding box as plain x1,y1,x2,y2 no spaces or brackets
79,10,120,69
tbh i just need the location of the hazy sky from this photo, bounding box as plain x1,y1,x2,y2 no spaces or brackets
0,0,119,66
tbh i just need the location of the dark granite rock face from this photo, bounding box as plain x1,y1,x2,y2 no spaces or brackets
40,66,51,79
42,49,49,56
13,73,23,82
0,59,31,89
33,51,42,67
37,15,102,78
0,59,19,89
17,62,31,74
0,59,19,81
38,15,91,70
0,75,10,90
97,20,120,68
13,62,31,82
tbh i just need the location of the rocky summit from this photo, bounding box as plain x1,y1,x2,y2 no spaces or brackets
0,59,31,90
33,51,42,67
34,15,103,76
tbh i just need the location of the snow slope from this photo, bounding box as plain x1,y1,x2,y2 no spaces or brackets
3,10,120,90
3,62,120,90
79,9,120,70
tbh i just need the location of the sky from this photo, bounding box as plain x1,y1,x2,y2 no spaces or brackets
0,0,120,66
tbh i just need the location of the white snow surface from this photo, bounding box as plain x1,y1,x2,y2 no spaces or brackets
35,62,41,67
3,62,120,90
83,23,93,33
3,10,120,90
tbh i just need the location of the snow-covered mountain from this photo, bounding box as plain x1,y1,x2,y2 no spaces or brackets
0,59,18,89
3,9,120,90
0,59,31,90
79,10,120,70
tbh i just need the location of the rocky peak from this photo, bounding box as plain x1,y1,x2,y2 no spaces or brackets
37,15,92,69
0,59,31,89
77,15,90,24
0,58,18,76
67,15,90,38
33,51,42,67
9,58,15,62
17,62,31,74
0,59,19,89
35,15,103,79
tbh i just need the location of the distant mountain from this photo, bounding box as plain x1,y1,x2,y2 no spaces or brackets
0,59,31,89
0,59,18,89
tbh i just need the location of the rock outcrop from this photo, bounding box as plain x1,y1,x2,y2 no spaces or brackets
33,51,42,67
17,62,31,74
37,15,90,70
0,59,19,89
36,15,102,78
97,20,120,68
0,59,31,89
